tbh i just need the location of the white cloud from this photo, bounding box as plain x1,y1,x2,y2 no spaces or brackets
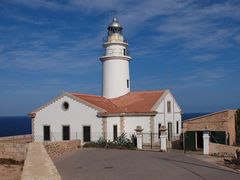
0,30,102,73
192,54,217,62
2,0,64,10
1,0,240,71
181,68,227,84
234,34,240,44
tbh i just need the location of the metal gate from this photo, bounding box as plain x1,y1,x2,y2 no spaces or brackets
142,132,160,150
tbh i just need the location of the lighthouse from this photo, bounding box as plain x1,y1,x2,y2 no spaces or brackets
30,16,182,147
100,17,132,99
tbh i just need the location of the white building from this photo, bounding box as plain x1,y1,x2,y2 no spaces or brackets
29,18,182,144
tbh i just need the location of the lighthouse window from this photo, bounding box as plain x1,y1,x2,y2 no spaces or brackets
123,48,126,55
127,80,129,88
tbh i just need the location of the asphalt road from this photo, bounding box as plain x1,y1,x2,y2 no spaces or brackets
54,149,240,180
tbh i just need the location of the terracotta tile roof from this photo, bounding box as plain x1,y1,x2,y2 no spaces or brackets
70,90,166,114
70,93,121,113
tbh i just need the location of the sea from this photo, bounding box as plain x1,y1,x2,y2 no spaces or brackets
0,113,208,137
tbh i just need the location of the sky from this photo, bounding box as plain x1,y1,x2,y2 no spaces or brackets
0,0,240,116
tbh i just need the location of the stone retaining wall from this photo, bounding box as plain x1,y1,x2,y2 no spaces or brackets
0,134,32,144
0,143,28,161
209,142,240,157
43,140,81,160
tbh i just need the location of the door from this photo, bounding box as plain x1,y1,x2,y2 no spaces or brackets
113,125,118,141
62,125,70,140
197,131,203,149
83,126,91,142
43,125,50,141
185,131,196,151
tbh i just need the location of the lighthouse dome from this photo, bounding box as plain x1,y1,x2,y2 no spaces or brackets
108,17,122,28
107,17,122,35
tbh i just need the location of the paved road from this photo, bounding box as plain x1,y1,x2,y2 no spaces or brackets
54,149,240,180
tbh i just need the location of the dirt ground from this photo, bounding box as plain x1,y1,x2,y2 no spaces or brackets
0,164,23,180
187,153,240,173
0,135,30,180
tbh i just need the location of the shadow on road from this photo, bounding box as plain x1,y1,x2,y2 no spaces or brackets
158,157,239,175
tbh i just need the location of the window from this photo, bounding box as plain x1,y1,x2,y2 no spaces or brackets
167,101,171,113
123,48,126,55
113,125,118,141
127,80,129,88
62,125,70,140
43,125,50,141
176,121,179,134
158,123,161,138
62,101,69,111
83,126,91,142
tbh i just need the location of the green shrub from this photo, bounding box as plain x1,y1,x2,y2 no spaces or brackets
83,134,137,150
130,134,137,147
96,137,108,147
83,142,99,148
114,133,136,149
115,133,128,145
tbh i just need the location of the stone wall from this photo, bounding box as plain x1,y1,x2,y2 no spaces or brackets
0,143,28,161
43,140,81,160
183,110,237,145
0,134,32,144
209,142,240,157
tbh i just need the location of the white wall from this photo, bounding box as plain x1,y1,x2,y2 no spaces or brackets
33,91,182,143
34,95,102,142
124,116,150,138
102,59,130,99
155,92,182,140
106,44,126,56
105,117,120,141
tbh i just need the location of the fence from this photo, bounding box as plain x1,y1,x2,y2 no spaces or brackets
142,132,181,150
142,132,160,150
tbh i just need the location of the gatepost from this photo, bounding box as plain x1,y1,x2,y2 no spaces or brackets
160,125,167,151
135,126,143,150
203,130,210,155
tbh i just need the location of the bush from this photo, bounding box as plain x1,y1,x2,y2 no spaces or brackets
224,149,240,165
83,142,99,148
115,133,136,149
96,137,108,147
83,133,137,150
130,134,137,147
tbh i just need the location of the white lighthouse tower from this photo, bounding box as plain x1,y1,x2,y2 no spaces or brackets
100,17,132,99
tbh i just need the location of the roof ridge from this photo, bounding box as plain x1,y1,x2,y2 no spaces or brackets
184,109,237,122
130,90,166,93
71,92,123,112
70,92,102,98
107,99,125,112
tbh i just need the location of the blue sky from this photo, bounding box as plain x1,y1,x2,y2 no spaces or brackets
0,0,240,116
